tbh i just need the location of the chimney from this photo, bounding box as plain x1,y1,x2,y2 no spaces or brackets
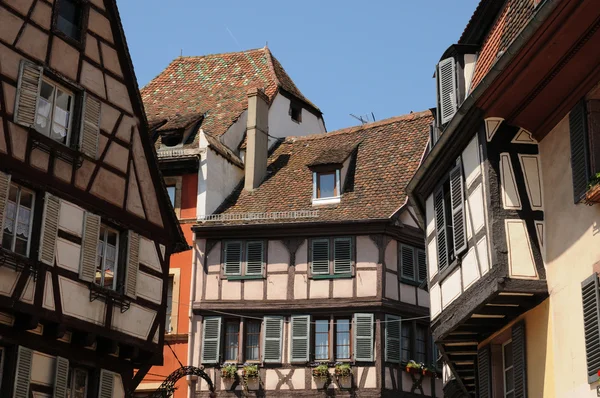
245,88,269,191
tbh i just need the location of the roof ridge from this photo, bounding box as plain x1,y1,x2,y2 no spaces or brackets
262,46,282,92
285,110,432,143
177,47,266,60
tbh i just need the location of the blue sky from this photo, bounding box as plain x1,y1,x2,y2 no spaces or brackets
117,0,479,132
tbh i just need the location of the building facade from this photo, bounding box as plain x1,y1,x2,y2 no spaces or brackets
189,92,441,397
407,0,600,397
0,0,185,397
136,49,327,396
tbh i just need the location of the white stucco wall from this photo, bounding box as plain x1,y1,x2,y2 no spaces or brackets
268,94,325,138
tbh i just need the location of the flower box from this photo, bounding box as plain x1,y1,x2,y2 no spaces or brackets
585,182,600,204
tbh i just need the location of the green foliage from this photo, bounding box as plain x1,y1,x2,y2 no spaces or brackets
312,363,330,379
220,363,238,379
243,364,259,379
334,362,352,377
589,172,600,189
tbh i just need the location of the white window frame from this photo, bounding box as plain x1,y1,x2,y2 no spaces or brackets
502,339,514,398
3,183,35,257
165,269,180,335
35,78,75,146
97,225,119,290
69,367,89,398
312,170,341,205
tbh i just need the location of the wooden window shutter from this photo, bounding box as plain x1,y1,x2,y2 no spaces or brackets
512,321,527,398
400,245,415,280
245,241,264,276
417,249,427,283
13,346,33,398
450,159,467,256
53,356,69,398
201,317,222,364
38,193,60,265
333,237,352,274
434,187,448,270
582,273,600,383
14,61,42,128
0,172,12,242
98,369,114,398
570,99,591,203
477,345,491,398
588,99,600,174
311,239,330,275
263,316,283,363
438,57,457,124
79,92,101,158
353,313,374,361
290,315,310,363
79,212,101,282
125,231,140,298
384,315,401,363
223,241,242,276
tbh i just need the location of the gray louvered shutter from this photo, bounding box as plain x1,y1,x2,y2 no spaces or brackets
477,345,491,398
384,315,401,363
98,369,113,398
570,100,590,203
201,317,222,364
438,57,457,124
311,239,330,275
400,245,415,280
290,315,310,362
79,92,101,158
245,241,264,276
354,313,374,361
125,231,140,298
38,193,60,265
0,172,12,240
13,346,32,398
582,274,600,383
79,212,101,282
53,356,69,398
14,61,42,128
588,100,600,174
512,321,527,398
263,316,283,363
450,159,467,256
333,237,352,274
434,188,448,270
417,249,427,282
224,241,242,276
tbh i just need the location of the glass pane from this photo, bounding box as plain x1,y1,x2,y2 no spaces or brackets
315,320,329,360
57,0,81,40
416,325,427,363
167,186,176,207
14,238,27,256
245,321,260,361
224,322,239,361
72,368,87,398
40,81,54,101
401,323,411,362
318,173,336,198
56,90,72,111
336,319,350,359
504,342,513,367
505,368,514,392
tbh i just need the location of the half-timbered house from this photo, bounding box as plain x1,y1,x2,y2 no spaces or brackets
0,0,186,396
407,0,600,397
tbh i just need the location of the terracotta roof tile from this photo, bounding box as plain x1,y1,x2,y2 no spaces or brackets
208,111,432,226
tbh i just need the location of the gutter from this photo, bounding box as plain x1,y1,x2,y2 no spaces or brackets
187,230,197,398
406,0,558,222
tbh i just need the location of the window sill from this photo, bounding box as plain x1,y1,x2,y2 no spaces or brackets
88,283,130,313
0,248,38,279
311,273,352,280
312,196,341,206
30,130,84,168
400,278,425,287
226,275,264,281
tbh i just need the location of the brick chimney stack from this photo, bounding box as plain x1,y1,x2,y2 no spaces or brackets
244,88,269,191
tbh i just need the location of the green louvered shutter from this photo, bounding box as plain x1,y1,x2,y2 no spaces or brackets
201,317,222,364
245,241,264,276
570,100,591,203
354,313,374,361
0,172,12,242
400,245,415,281
125,231,140,298
263,316,283,363
438,57,457,124
333,237,352,274
512,321,527,398
450,159,467,256
477,345,492,398
39,193,60,265
384,315,401,363
79,92,101,158
98,369,113,398
311,239,330,275
13,346,32,398
224,241,242,276
417,249,427,283
582,274,600,383
79,212,100,282
14,61,42,128
53,356,69,398
434,187,448,270
290,315,310,363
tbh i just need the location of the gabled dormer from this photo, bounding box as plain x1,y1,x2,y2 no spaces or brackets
308,142,358,206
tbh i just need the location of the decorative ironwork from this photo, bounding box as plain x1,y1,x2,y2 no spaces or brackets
198,210,319,222
146,366,214,398
89,283,131,313
30,134,84,169
0,247,38,280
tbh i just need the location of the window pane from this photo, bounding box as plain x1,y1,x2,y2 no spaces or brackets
57,0,82,40
36,82,54,136
315,320,329,360
335,319,351,359
318,173,336,198
167,186,176,207
2,186,17,250
72,368,88,398
245,321,260,361
224,322,239,361
401,323,411,362
504,341,513,367
416,325,427,364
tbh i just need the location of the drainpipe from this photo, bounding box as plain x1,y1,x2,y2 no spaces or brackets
187,231,198,398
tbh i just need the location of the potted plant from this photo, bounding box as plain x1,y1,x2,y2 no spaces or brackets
334,362,352,378
312,363,330,380
585,172,600,204
220,363,238,379
404,360,421,374
242,363,260,390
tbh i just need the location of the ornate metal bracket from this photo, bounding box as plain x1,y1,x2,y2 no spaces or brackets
89,284,131,313
0,248,38,280
147,366,215,398
30,134,84,169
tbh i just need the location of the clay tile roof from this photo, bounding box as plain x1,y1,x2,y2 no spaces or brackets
141,47,320,149
209,110,433,226
470,0,536,91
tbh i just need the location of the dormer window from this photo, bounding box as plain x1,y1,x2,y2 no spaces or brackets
290,103,302,123
312,169,341,205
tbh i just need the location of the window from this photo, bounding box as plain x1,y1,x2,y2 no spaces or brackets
502,340,514,398
401,322,411,362
310,237,353,277
56,0,83,41
166,276,174,333
224,321,240,361
582,273,600,382
290,103,302,123
314,319,329,360
400,244,427,284
245,321,261,361
166,186,176,207
35,79,74,145
66,368,88,398
2,183,34,256
335,318,351,360
223,240,265,277
96,225,119,290
415,324,427,364
315,171,339,199
569,99,600,202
